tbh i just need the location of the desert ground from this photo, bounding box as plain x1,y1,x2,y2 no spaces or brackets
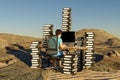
0,29,120,80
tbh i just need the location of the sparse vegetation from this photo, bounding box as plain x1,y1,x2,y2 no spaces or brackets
91,57,120,72
0,60,42,80
0,33,42,80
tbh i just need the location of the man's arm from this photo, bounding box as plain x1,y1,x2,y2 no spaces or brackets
60,44,87,50
59,43,67,50
69,46,88,50
59,38,87,50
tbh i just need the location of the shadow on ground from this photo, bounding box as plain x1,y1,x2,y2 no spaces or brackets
5,44,104,67
5,44,32,66
94,54,104,63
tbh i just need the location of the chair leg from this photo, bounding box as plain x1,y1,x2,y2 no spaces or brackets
54,59,59,68
59,60,63,68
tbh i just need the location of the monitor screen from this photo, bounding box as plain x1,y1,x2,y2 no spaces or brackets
61,31,75,42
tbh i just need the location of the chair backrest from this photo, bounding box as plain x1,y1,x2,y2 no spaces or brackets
47,36,58,50
46,36,58,55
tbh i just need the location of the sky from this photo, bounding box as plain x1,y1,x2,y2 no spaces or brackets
0,0,120,38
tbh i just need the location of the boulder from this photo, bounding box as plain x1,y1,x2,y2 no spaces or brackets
106,50,120,57
0,62,8,68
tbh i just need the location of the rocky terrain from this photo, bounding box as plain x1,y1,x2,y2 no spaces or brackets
76,29,120,72
0,33,42,80
0,29,120,80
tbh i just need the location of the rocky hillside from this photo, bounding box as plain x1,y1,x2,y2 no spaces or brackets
0,33,41,60
0,33,42,80
0,33,41,51
0,33,41,67
0,30,120,80
76,29,120,45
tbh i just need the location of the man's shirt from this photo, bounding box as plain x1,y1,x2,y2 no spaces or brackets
57,37,63,56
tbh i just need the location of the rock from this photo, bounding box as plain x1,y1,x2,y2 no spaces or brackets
106,50,120,57
8,59,17,65
0,62,8,68
0,59,17,69
114,50,120,57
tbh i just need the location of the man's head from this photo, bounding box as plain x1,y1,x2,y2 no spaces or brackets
56,29,62,37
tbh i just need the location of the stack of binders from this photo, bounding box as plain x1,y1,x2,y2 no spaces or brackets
30,41,40,68
75,37,85,71
42,24,53,49
84,32,94,68
62,8,71,32
63,53,78,75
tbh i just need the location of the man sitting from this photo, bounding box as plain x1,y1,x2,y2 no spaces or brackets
47,29,87,69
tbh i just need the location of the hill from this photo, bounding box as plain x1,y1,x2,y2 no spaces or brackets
76,29,120,72
0,33,42,80
76,29,120,52
0,33,41,49
76,29,120,43
0,33,41,62
0,30,120,80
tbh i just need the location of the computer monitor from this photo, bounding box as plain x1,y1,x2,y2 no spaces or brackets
61,31,75,43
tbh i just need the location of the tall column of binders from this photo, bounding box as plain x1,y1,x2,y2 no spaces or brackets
84,32,95,68
75,37,85,71
62,8,71,32
42,24,54,49
30,42,40,68
62,53,78,75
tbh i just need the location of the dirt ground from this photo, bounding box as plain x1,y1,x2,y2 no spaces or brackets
0,59,42,80
0,32,120,80
42,69,120,80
